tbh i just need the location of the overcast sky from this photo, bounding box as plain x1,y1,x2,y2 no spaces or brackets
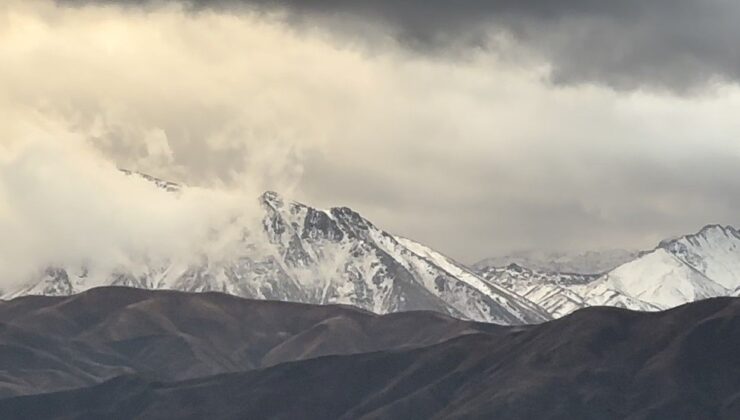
2,0,740,279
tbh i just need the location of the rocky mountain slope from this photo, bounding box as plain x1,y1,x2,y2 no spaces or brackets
0,287,500,398
475,263,603,318
2,293,739,420
477,224,740,317
4,176,548,325
8,172,740,323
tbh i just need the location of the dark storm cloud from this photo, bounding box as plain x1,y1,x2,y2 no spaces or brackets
6,0,740,268
57,0,740,91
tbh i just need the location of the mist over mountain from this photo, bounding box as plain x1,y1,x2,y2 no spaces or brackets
5,0,740,269
473,249,639,275
4,174,548,325
7,172,740,325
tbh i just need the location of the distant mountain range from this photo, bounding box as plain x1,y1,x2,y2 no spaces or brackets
1,287,739,419
5,171,740,324
476,224,740,318
473,248,638,275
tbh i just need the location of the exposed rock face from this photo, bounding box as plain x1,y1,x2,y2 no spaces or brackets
6,187,548,325
477,225,740,317
10,170,740,324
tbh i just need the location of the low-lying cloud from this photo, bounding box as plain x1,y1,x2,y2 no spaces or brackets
0,130,265,290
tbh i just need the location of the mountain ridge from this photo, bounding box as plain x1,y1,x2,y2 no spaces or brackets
4,182,548,325
1,293,738,419
0,286,503,398
476,223,740,318
7,171,740,324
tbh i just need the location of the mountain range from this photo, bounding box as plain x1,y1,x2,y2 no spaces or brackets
473,248,638,274
476,224,740,318
1,287,738,419
4,178,548,325
5,172,740,324
0,287,500,398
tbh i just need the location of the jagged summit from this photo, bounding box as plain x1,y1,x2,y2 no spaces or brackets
658,224,738,249
476,223,740,317
656,223,740,290
260,190,286,207
9,171,740,323
6,182,549,325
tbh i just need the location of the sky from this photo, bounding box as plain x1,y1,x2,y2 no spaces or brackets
1,0,740,284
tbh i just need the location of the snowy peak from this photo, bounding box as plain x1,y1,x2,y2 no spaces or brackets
11,170,740,324
475,262,603,318
256,196,551,324
8,188,550,325
659,224,739,248
658,224,740,290
567,224,740,312
474,224,740,317
586,247,727,309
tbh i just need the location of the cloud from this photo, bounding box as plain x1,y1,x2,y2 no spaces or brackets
0,0,339,287
294,76,740,260
2,0,330,187
0,125,267,290
2,0,740,283
55,0,740,92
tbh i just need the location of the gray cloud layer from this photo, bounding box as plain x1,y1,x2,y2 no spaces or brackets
2,0,740,282
58,0,740,91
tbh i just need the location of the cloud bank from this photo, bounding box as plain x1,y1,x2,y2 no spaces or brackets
0,131,264,290
1,0,740,289
58,0,740,92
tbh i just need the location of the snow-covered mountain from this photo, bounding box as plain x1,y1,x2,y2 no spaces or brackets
4,182,549,325
8,171,740,324
473,249,638,275
581,225,740,309
660,224,740,290
582,247,727,309
475,263,598,318
476,224,740,317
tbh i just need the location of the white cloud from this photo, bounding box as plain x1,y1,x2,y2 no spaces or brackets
2,0,740,284
0,120,270,288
